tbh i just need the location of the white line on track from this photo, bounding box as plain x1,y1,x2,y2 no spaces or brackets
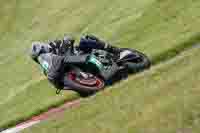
1,121,40,133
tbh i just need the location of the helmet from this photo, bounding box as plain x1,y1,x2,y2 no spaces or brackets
30,42,50,60
63,35,75,46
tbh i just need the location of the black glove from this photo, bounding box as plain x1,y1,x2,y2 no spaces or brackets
49,42,57,54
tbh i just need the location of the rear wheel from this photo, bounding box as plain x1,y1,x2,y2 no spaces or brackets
63,70,105,95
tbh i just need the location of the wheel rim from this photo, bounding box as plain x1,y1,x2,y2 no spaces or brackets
68,71,104,88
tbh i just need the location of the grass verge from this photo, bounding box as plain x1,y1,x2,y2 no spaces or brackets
1,0,200,130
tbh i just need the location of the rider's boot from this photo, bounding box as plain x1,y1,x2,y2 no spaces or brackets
85,34,100,41
86,35,120,53
83,34,121,56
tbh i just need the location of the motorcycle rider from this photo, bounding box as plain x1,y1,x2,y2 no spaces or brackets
30,35,120,92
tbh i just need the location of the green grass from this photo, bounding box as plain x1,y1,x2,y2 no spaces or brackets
24,47,200,133
0,0,200,130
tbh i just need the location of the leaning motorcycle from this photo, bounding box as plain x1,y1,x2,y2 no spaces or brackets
62,48,151,95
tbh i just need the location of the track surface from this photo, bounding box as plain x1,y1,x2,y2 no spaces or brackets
1,99,80,133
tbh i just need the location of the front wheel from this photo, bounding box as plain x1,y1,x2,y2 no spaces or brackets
63,70,105,95
119,48,151,73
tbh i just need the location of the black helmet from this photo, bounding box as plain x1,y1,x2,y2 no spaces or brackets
30,42,50,60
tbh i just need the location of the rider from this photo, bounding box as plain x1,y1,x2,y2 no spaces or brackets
30,34,120,91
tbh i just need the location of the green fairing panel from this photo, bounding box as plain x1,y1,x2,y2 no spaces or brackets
87,55,104,70
39,61,49,75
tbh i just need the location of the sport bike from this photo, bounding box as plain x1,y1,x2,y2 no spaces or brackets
61,47,151,94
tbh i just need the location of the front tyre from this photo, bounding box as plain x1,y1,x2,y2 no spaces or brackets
119,48,151,73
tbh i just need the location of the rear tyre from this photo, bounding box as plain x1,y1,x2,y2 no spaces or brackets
63,70,105,95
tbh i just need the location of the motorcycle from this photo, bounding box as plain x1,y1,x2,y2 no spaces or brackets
61,46,151,95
